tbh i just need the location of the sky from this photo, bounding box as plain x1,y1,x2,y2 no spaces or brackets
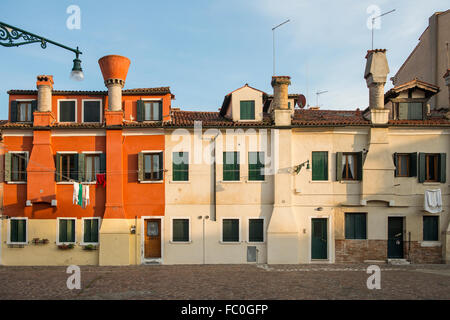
0,0,448,119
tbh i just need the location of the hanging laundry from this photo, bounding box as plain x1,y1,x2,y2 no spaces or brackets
424,189,442,213
73,182,80,204
78,183,83,207
96,173,106,187
83,185,90,208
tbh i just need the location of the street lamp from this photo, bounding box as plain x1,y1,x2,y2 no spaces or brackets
0,21,84,81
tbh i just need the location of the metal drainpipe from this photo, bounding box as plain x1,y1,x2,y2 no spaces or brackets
211,133,219,222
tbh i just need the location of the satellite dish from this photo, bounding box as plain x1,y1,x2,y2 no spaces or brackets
298,94,306,108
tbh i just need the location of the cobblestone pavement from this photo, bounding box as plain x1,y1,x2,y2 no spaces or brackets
0,264,449,300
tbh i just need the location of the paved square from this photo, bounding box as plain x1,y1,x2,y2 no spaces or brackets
0,264,449,299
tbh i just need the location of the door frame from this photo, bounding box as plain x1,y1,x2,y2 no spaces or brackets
141,216,164,264
308,215,333,263
387,215,406,259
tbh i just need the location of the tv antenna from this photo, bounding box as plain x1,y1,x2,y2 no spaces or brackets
371,9,395,50
272,19,290,76
316,90,328,108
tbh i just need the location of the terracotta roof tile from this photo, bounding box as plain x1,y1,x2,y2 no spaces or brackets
168,110,273,127
7,87,171,96
291,109,369,126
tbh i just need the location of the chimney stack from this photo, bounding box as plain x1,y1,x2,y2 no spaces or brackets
364,49,390,124
36,75,53,112
98,55,131,112
271,76,291,126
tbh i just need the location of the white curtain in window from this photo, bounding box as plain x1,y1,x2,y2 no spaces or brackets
348,155,354,179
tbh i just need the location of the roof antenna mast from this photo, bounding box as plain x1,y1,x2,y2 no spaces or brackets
371,9,395,50
272,19,290,76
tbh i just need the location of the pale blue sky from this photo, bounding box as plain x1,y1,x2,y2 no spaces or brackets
0,0,448,119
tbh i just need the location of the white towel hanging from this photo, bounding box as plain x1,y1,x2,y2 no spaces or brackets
424,189,442,213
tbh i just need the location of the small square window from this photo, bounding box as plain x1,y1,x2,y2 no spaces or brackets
222,219,239,242
141,152,163,181
398,102,423,120
83,218,99,243
240,101,255,120
223,152,240,181
9,218,27,244
172,219,189,242
248,219,264,242
342,153,358,181
59,101,76,122
85,154,101,182
83,101,101,122
144,101,162,121
345,213,367,239
56,154,78,181
10,153,27,182
58,219,76,243
17,102,32,122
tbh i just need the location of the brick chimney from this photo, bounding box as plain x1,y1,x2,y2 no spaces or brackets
271,76,291,126
36,75,53,112
364,49,390,124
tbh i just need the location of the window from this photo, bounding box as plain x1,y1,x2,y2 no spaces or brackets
394,153,417,177
423,216,439,241
336,152,362,181
84,154,101,182
5,152,28,182
398,102,423,120
55,153,78,182
10,100,36,122
172,219,189,242
312,151,328,181
59,100,76,122
240,100,255,120
137,100,162,121
248,219,264,242
9,218,27,244
82,218,99,243
345,213,367,239
58,218,76,244
222,219,240,242
138,152,163,181
83,100,101,122
418,153,446,183
173,152,189,181
248,152,264,181
223,152,240,181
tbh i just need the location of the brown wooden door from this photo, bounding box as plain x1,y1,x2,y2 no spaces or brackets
144,219,161,259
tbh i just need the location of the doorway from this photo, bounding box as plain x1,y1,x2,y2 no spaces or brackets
143,218,162,261
311,218,328,260
388,217,404,259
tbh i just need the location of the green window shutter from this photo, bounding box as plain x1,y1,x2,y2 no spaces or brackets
10,220,18,242
55,154,61,182
59,219,67,242
31,100,37,122
312,151,328,181
4,152,11,182
157,153,164,180
345,213,367,239
10,100,18,122
136,100,144,121
223,152,239,181
240,101,255,120
418,153,426,183
248,152,264,181
173,219,189,242
335,152,343,181
91,219,99,243
173,152,189,181
99,153,106,174
393,153,398,177
67,220,75,242
409,152,417,177
356,152,363,181
17,220,26,242
78,153,85,182
439,153,446,183
158,102,163,121
249,219,264,242
72,154,79,181
423,216,438,241
222,219,239,242
84,219,91,243
138,152,144,181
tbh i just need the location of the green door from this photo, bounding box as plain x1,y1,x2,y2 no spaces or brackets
311,218,328,259
388,217,404,258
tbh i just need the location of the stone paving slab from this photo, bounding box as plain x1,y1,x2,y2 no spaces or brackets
0,264,449,300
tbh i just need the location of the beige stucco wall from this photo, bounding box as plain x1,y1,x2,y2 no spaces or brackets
229,86,264,121
394,11,450,109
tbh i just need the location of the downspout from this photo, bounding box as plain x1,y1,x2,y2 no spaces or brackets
211,133,219,222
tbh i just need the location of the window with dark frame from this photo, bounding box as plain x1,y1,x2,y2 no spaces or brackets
57,154,78,181
223,152,240,181
248,219,264,242
83,218,99,243
10,153,27,182
341,153,357,181
425,154,439,182
423,216,438,241
248,152,264,181
59,101,76,122
9,219,26,243
83,100,101,122
172,219,189,242
396,154,410,177
172,152,189,181
345,213,367,239
17,102,32,122
397,102,423,120
240,100,255,120
59,219,76,243
222,219,239,242
85,154,101,182
144,153,163,181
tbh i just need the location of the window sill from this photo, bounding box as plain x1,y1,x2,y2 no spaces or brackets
169,241,192,244
345,238,368,241
423,182,441,186
245,180,266,183
6,181,26,184
7,242,27,245
169,180,190,184
220,180,241,183
80,242,99,246
310,180,331,183
139,180,163,184
246,241,265,244
339,180,360,184
57,181,97,185
56,242,76,246
420,241,441,247
219,241,242,245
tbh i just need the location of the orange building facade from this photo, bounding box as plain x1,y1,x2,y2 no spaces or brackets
0,56,171,265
